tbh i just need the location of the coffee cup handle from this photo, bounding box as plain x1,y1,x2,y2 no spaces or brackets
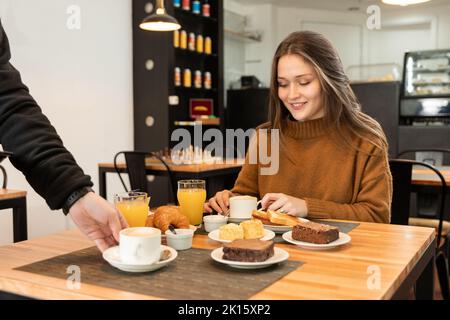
256,200,263,210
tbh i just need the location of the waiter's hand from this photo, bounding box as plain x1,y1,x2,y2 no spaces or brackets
69,192,128,252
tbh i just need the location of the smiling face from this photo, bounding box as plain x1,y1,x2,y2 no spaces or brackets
277,54,325,121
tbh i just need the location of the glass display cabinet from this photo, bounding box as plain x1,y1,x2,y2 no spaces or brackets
400,49,450,123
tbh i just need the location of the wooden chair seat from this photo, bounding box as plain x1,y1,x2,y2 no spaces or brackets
0,189,27,201
409,217,450,238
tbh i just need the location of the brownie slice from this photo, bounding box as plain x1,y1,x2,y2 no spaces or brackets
222,239,275,262
292,221,339,244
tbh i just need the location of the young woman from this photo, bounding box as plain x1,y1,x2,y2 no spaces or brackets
205,31,392,223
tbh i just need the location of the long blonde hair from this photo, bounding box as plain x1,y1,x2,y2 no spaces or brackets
268,31,387,153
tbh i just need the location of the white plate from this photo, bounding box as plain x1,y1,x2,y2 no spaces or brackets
208,229,275,243
103,245,177,273
211,247,289,269
282,231,351,250
262,218,309,234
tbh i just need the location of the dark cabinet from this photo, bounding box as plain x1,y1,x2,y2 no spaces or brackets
132,0,224,205
351,81,400,158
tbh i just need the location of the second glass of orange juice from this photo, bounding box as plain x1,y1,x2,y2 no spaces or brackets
177,180,206,225
114,191,150,227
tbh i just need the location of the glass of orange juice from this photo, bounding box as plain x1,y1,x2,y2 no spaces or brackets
114,191,150,227
177,180,206,226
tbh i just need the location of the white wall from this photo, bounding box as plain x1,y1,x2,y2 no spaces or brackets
226,2,450,86
244,3,277,88
0,0,133,244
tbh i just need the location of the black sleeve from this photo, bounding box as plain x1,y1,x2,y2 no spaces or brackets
0,21,93,211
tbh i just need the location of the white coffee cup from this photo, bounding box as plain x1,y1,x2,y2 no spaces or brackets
119,227,161,265
229,195,257,219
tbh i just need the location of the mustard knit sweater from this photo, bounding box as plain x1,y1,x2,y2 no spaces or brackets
231,117,392,223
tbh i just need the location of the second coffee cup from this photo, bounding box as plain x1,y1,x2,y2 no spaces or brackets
229,195,257,219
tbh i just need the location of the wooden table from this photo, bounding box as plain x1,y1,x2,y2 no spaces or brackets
412,165,450,187
0,221,435,300
0,189,27,242
99,162,447,198
98,160,244,200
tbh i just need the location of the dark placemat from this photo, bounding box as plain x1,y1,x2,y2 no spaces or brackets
310,220,360,234
15,247,302,300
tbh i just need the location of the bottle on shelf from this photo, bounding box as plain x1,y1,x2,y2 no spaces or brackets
204,36,212,55
182,0,190,11
180,30,187,49
204,71,211,89
202,0,210,17
194,70,202,88
174,67,181,87
192,0,201,14
173,30,180,48
196,34,204,53
184,68,192,87
173,0,181,8
188,32,196,51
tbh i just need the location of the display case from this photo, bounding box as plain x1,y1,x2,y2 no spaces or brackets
346,63,401,83
400,49,450,123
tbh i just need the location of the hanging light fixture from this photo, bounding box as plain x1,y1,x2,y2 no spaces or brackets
382,0,431,6
140,0,181,32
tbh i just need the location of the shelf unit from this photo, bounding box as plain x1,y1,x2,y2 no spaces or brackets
132,0,224,152
132,0,224,206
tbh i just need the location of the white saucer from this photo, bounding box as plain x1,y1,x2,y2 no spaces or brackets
208,229,275,243
103,245,177,273
227,217,249,224
282,231,351,250
211,247,289,269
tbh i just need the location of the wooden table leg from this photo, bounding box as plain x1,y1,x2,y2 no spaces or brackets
415,251,435,300
99,167,107,199
12,197,27,242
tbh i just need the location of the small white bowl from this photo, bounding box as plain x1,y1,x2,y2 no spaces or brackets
203,215,228,232
165,229,194,251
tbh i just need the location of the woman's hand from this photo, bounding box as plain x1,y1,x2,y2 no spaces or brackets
204,190,233,215
260,193,308,218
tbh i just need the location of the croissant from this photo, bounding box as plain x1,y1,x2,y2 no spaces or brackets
145,214,155,228
153,205,190,232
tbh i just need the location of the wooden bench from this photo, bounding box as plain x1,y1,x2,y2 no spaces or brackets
0,189,27,242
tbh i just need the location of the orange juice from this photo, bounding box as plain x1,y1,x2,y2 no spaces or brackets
115,201,149,227
177,188,206,225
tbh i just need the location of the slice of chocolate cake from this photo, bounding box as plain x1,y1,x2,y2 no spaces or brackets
292,221,339,244
222,239,274,262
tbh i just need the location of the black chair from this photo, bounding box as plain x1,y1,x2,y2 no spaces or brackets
389,159,449,299
397,148,450,166
0,165,7,189
397,149,450,293
0,151,13,188
113,151,177,203
0,151,28,243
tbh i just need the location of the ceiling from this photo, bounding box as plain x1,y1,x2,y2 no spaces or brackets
232,0,450,12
